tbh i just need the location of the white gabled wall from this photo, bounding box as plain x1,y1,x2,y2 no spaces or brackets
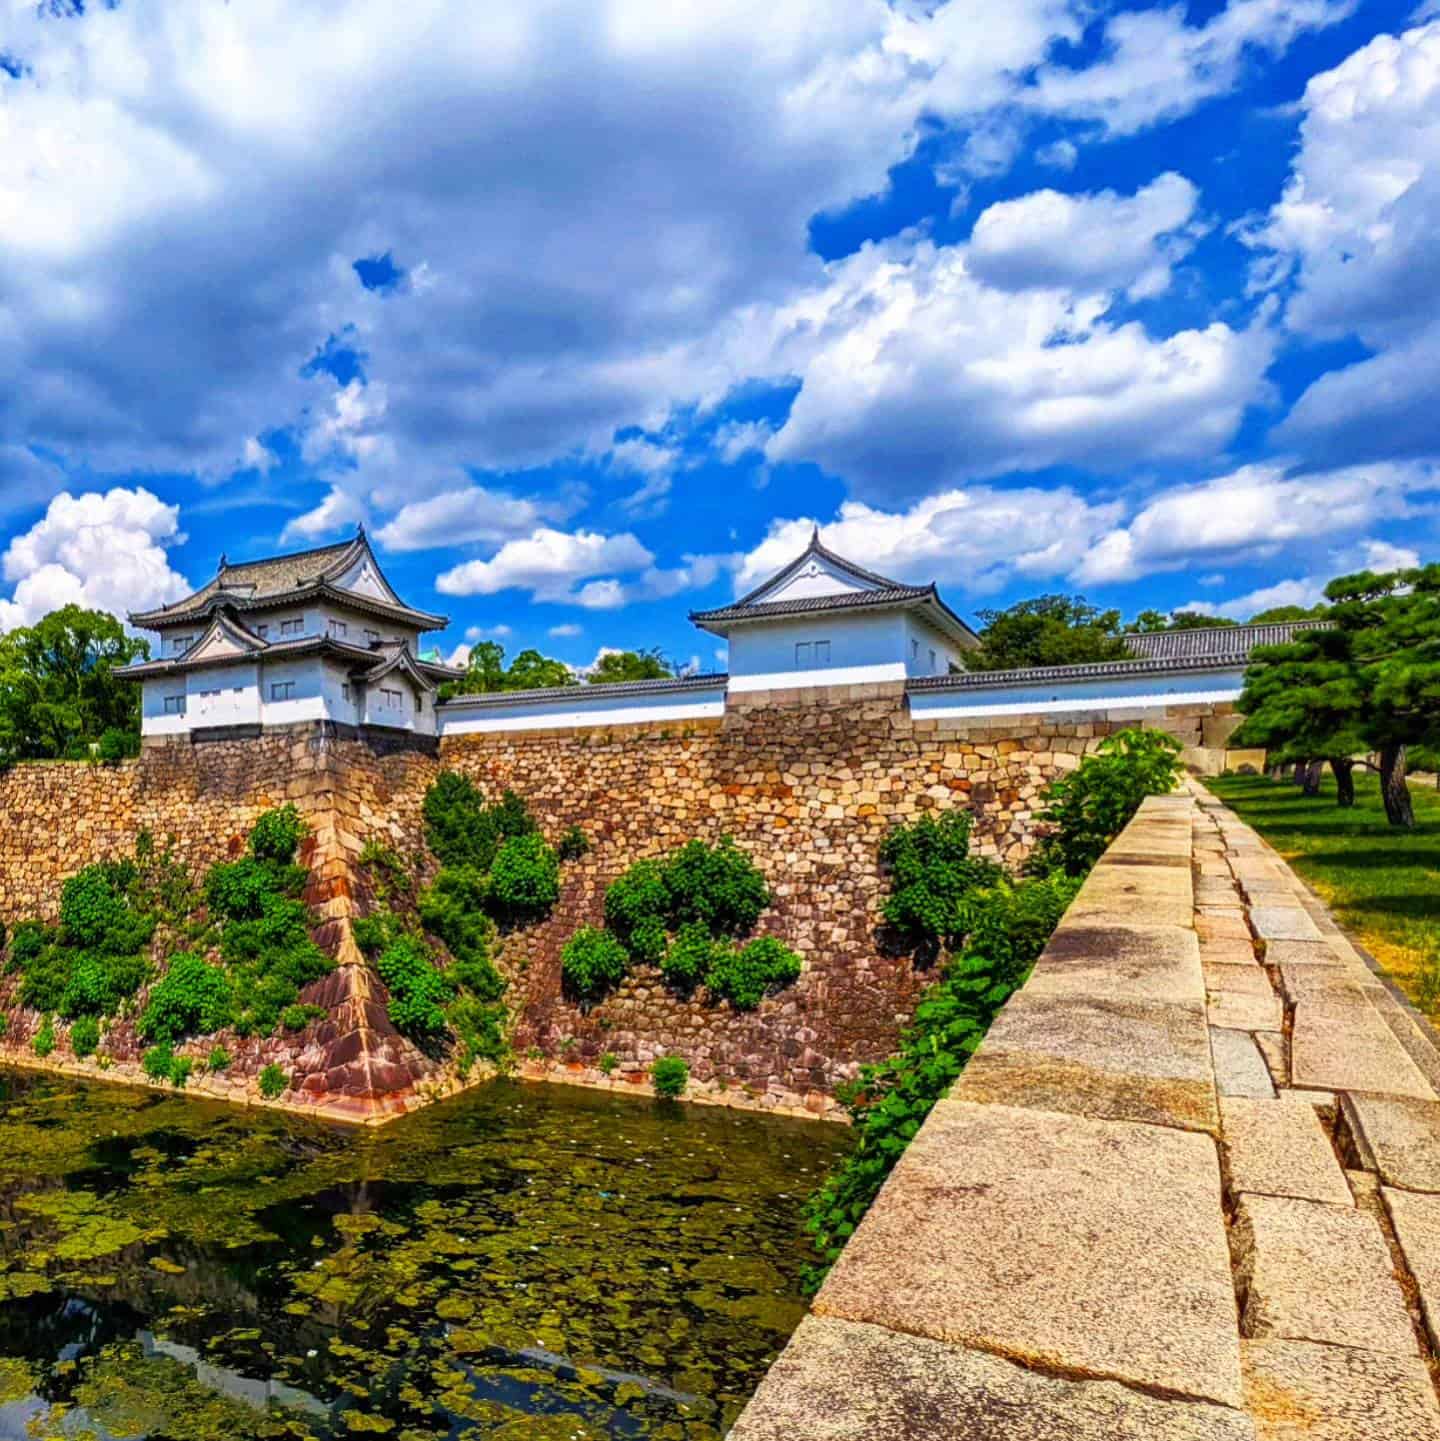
726,611,907,692
902,613,965,679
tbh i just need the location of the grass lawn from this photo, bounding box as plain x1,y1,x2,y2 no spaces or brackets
1207,770,1440,1011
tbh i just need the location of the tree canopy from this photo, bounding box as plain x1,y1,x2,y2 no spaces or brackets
0,606,147,762
1124,609,1237,633
1247,603,1329,625
963,594,1132,671
1233,565,1440,827
587,648,673,685
448,641,576,696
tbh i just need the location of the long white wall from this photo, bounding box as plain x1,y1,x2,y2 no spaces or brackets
908,667,1245,720
439,682,727,735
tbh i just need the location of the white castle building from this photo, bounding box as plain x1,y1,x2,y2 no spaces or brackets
125,525,1309,767
119,529,461,740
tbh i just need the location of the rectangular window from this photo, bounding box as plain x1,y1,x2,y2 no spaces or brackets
163,695,186,716
255,624,269,639
814,640,831,665
200,689,221,699
381,687,402,708
911,638,919,660
341,683,352,702
364,629,380,646
171,635,194,655
794,642,812,666
270,681,295,701
328,619,348,639
929,649,937,674
279,618,304,637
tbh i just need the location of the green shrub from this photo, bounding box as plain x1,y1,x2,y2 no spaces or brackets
6,919,46,974
360,839,413,903
170,1055,194,1089
68,1014,100,1059
422,773,536,872
561,926,629,999
706,935,802,1010
207,1045,232,1073
137,952,233,1043
486,833,560,923
258,1063,288,1099
375,936,452,1035
142,1042,175,1082
661,922,722,989
663,838,769,935
206,856,299,921
650,1055,689,1099
219,892,332,1036
249,804,305,865
58,861,153,955
802,872,1079,1288
32,1015,55,1058
97,728,139,764
0,1015,7,1037
603,860,671,962
557,825,590,862
352,908,407,956
879,810,1003,953
449,995,509,1075
1028,728,1184,878
17,939,69,1012
280,1003,325,1031
598,1051,619,1075
418,867,493,962
58,950,148,1018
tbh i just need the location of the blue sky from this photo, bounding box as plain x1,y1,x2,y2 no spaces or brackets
2,0,1438,672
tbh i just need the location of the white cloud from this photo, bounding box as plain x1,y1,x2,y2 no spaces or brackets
280,486,368,544
1181,576,1331,621
548,622,583,638
712,419,774,464
1359,539,1421,571
0,488,191,631
1075,461,1438,585
763,235,1275,503
376,485,576,552
1026,0,1356,137
240,437,278,475
435,527,654,601
0,0,1337,530
733,486,1124,598
465,623,512,641
968,173,1200,300
610,437,680,514
1254,21,1440,463
1035,138,1078,170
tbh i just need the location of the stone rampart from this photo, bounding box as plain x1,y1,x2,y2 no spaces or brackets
730,788,1440,1440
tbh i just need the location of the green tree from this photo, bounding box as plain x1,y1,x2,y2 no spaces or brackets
0,606,148,761
445,641,577,697
1234,565,1440,829
963,595,1131,671
1247,603,1329,624
1124,609,1237,633
587,648,673,684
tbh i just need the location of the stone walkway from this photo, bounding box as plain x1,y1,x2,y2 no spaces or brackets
729,784,1440,1439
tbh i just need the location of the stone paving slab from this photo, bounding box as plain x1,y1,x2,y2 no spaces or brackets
1219,1098,1352,1207
1206,965,1285,1032
1291,1011,1435,1100
814,1100,1244,1408
953,991,1218,1132
1212,1027,1277,1099
1344,1094,1440,1192
1250,907,1322,944
1232,1194,1416,1356
1024,923,1203,1006
1254,1032,1286,1087
1201,936,1260,966
1261,939,1344,967
729,1317,1258,1441
1278,966,1373,1017
1383,1187,1440,1352
1241,1339,1440,1441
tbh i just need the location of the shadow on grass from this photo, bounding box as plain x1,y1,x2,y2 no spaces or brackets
1297,850,1440,871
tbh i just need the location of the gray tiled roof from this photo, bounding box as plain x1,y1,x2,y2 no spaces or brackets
909,619,1329,693
441,672,728,708
691,585,934,625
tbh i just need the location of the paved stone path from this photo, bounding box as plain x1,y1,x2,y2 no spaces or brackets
730,784,1440,1439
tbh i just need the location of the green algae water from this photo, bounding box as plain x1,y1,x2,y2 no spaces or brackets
0,1070,847,1440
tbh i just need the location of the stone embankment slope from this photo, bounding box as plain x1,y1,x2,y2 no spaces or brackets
731,786,1440,1440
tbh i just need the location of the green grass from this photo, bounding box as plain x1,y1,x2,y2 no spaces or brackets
1208,770,1440,1010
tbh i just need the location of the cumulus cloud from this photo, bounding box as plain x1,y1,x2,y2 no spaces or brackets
435,528,654,602
712,420,774,465
1026,0,1356,137
968,173,1200,300
763,236,1275,503
1075,461,1439,585
0,488,191,630
0,0,1339,535
1254,21,1440,464
733,486,1124,597
548,622,583,638
375,485,578,552
1181,576,1332,621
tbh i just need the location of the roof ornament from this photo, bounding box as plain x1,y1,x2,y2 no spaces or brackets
218,552,228,570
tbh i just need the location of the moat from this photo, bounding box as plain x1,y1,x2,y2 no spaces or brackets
0,1069,847,1440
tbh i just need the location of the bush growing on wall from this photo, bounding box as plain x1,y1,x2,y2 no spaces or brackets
486,833,560,924
561,926,629,1000
422,773,535,872
138,952,233,1044
705,936,803,1011
650,1055,689,1099
1027,727,1184,878
879,810,1003,954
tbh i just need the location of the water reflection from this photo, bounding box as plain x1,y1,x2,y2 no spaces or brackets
0,1069,845,1439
